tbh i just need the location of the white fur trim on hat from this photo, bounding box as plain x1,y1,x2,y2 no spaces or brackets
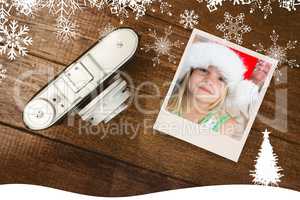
181,42,246,92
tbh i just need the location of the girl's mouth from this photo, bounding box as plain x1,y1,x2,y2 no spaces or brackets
198,86,213,95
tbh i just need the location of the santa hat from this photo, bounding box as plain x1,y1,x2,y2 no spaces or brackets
180,42,259,108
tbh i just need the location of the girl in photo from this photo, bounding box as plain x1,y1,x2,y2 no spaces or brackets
167,42,263,139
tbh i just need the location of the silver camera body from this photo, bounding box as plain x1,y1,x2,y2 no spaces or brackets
23,28,139,131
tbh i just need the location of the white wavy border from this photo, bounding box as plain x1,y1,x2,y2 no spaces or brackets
0,184,299,199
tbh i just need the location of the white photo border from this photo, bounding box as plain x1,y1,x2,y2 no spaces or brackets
153,29,278,162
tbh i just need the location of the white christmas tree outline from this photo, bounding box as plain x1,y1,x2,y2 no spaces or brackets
0,20,33,60
252,30,298,81
250,129,284,186
141,26,183,67
216,12,251,45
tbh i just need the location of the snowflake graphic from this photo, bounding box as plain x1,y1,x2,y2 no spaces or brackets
196,0,299,18
216,12,251,45
56,16,77,42
232,0,277,19
1,0,173,42
248,0,263,15
141,26,183,67
84,0,107,9
108,0,173,23
195,0,225,12
0,0,44,18
253,30,298,81
279,0,300,11
0,20,33,60
0,63,7,83
0,0,13,28
98,22,116,38
151,0,173,17
13,0,41,16
108,0,154,23
11,0,104,42
179,10,199,30
247,0,274,19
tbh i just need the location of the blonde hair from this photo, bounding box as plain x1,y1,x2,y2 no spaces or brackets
167,68,228,117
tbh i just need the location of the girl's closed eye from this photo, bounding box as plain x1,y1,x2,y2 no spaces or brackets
198,68,208,73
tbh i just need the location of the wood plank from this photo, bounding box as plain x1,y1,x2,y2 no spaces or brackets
0,123,192,196
0,0,299,192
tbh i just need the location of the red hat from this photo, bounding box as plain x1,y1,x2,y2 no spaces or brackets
230,48,259,80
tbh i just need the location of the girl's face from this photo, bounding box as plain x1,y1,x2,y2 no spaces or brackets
188,66,227,104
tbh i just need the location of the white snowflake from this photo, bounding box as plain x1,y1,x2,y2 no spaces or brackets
151,0,173,17
108,0,154,23
196,0,299,18
1,0,173,42
0,63,7,83
84,0,107,9
232,0,278,19
13,0,41,16
56,16,77,42
247,0,263,15
247,0,274,19
250,129,283,186
0,0,43,18
107,0,173,23
20,0,101,42
253,30,298,81
279,0,300,11
98,22,116,38
0,1,33,60
141,26,183,67
195,0,225,12
179,10,199,30
0,20,33,60
0,0,41,27
0,0,13,28
216,12,251,45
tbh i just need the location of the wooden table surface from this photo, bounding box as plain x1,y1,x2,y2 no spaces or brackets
0,1,299,197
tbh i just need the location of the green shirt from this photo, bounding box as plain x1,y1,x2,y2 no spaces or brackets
175,110,231,133
198,111,231,133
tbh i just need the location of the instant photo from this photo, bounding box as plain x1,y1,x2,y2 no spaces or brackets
154,29,278,162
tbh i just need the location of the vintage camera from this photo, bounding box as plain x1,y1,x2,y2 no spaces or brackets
23,28,139,130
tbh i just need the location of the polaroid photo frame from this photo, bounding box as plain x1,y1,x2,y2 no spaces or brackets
154,29,278,162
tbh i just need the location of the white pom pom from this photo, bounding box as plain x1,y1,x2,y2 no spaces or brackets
226,80,259,111
231,80,259,107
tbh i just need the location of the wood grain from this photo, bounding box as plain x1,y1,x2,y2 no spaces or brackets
0,123,192,196
0,0,300,195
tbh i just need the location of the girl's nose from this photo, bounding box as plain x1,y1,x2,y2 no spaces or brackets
203,77,214,87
